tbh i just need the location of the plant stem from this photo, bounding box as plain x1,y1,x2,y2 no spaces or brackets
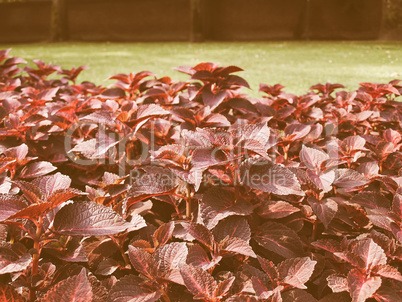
110,236,130,267
186,199,192,220
30,216,43,302
160,287,171,302
283,144,290,161
379,160,384,174
185,185,192,220
308,219,318,254
119,243,130,267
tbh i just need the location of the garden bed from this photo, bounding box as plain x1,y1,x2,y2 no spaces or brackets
0,49,401,301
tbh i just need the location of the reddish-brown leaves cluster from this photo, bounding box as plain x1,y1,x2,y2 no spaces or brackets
0,48,402,301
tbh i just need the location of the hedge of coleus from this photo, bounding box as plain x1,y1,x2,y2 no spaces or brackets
0,48,401,302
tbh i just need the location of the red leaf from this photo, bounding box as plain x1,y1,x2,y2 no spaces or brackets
3,144,28,162
80,111,117,126
269,285,283,302
277,257,317,289
126,214,147,233
300,145,329,170
366,208,393,231
128,246,158,280
191,70,213,81
126,166,178,207
376,142,395,159
373,264,402,282
259,83,285,96
213,216,251,243
187,244,217,270
200,187,253,229
203,113,231,127
308,197,338,229
306,170,335,192
282,289,318,302
333,169,369,189
11,180,42,204
257,256,279,284
370,286,402,302
58,65,88,82
350,239,387,271
258,200,300,219
0,283,25,302
393,193,402,218
341,136,367,151
251,276,273,300
318,293,352,302
179,264,217,299
93,130,120,158
0,194,27,221
181,222,215,250
305,122,323,140
154,242,188,275
68,139,97,158
202,90,227,109
275,105,296,120
95,258,119,276
152,221,175,248
174,65,195,75
214,276,235,299
326,274,348,293
136,103,169,120
227,74,250,88
240,158,304,196
191,146,229,169
37,87,59,101
354,111,374,122
191,146,229,170
351,192,390,209
310,82,345,96
383,128,401,145
0,245,31,274
53,202,132,236
347,269,381,302
107,274,161,302
32,172,71,198
217,65,244,76
107,275,162,302
47,188,84,207
0,48,11,62
220,237,256,258
41,268,92,302
254,221,304,258
333,250,365,268
18,161,57,179
6,202,52,220
227,98,258,114
311,239,342,254
356,162,379,178
284,124,311,141
0,158,16,174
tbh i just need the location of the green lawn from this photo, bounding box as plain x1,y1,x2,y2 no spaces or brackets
2,41,402,96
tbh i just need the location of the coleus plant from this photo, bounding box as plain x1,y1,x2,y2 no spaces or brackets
0,49,401,301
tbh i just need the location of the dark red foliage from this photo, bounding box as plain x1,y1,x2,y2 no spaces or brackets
0,49,401,302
